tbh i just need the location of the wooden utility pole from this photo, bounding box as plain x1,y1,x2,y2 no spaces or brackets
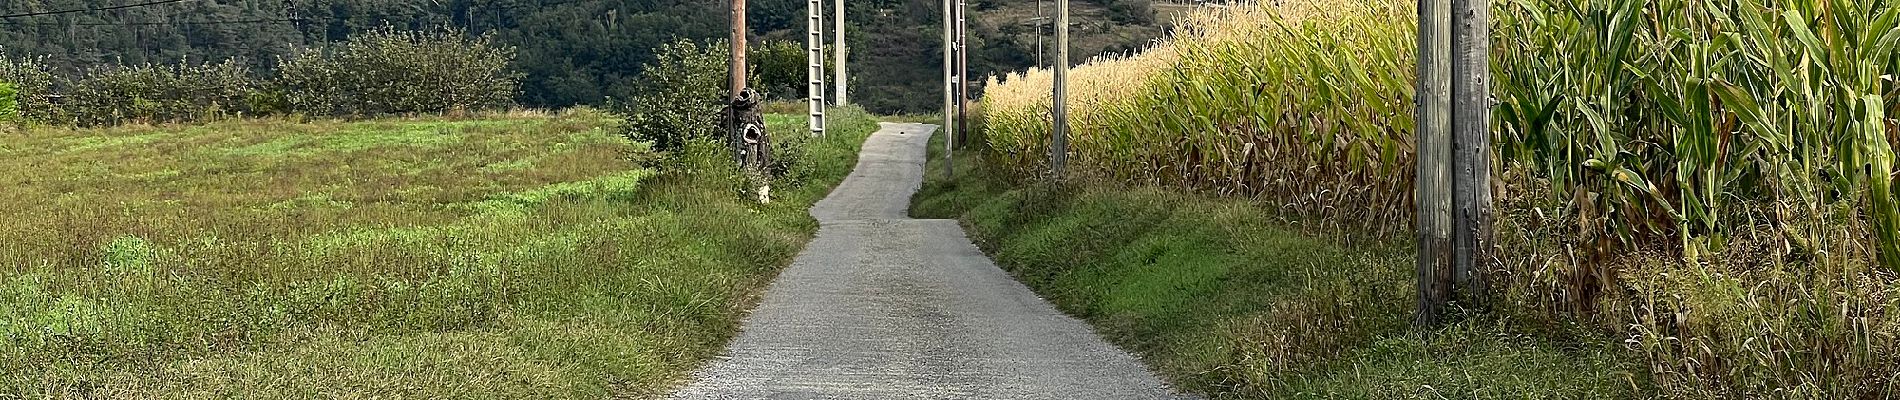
807,0,827,136
1450,0,1491,305
732,0,774,202
955,0,969,148
1416,0,1490,327
1035,0,1044,68
730,0,748,104
731,0,751,166
1050,0,1068,177
834,0,848,105
1413,0,1453,327
942,0,956,178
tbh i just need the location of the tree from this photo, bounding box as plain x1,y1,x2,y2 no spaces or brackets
620,39,729,153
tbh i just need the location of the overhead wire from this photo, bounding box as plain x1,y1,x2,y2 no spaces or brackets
0,0,196,19
0,0,609,28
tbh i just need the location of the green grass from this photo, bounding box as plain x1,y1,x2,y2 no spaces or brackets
0,107,879,398
912,134,1639,399
874,113,943,124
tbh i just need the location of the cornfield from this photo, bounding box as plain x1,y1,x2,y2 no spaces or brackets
979,0,1900,396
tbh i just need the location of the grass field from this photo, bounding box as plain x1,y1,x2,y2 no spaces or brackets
912,134,1638,399
0,108,877,398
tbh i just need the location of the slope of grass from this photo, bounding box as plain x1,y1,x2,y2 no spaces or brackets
911,134,1637,399
0,107,879,398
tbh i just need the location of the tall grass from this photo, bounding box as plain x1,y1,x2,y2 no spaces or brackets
0,108,881,397
985,1,1415,232
979,0,1900,396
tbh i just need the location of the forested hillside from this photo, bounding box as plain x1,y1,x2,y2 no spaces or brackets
0,0,1168,114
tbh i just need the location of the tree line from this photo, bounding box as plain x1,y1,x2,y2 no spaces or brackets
0,0,1157,114
0,28,516,125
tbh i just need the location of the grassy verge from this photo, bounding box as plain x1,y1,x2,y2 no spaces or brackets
875,113,943,124
0,107,877,398
911,135,1639,399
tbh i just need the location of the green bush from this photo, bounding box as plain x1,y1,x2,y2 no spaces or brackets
5,27,521,126
619,39,731,154
1105,0,1154,25
751,40,807,100
768,106,876,182
750,40,839,101
0,54,60,123
0,82,18,123
277,27,520,116
62,61,260,126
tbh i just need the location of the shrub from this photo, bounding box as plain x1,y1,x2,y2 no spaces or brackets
619,39,730,154
751,40,807,100
0,82,17,124
278,27,519,116
748,39,837,102
62,60,260,126
0,54,60,123
769,105,873,185
1105,0,1154,25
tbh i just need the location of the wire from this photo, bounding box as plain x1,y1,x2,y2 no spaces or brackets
0,0,608,27
0,18,302,27
0,0,195,19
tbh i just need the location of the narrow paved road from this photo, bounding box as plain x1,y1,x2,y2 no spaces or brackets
667,123,1184,399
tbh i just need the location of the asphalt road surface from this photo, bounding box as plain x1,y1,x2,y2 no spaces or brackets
666,123,1186,399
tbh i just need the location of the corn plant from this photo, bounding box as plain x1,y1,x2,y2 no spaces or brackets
980,0,1900,395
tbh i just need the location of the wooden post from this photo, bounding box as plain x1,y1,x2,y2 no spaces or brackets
943,0,956,178
1035,0,1044,68
1450,0,1491,306
1050,0,1068,177
731,0,750,164
956,0,969,149
730,0,747,105
834,0,848,105
1413,0,1453,327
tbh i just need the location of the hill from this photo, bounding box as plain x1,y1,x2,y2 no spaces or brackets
0,0,1176,115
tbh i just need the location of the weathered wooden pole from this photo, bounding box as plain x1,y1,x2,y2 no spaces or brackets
1035,0,1044,68
942,0,956,178
730,0,747,105
1450,0,1491,306
731,0,750,164
1413,0,1453,327
1050,0,1068,177
956,0,969,148
834,0,848,105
